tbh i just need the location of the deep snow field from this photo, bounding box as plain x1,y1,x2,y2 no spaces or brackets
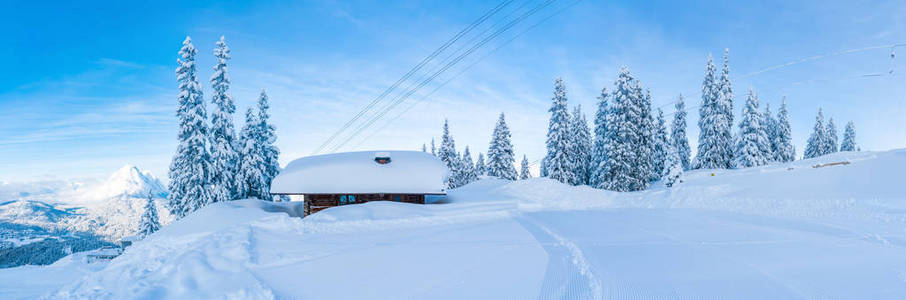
3,150,906,299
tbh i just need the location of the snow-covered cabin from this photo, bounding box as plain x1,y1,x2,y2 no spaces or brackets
271,151,448,216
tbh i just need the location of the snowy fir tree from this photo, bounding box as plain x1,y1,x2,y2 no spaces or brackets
168,36,215,219
208,36,238,202
520,155,532,180
804,108,828,159
487,113,518,180
825,117,838,154
734,89,769,168
663,143,684,188
438,120,462,188
475,152,487,176
762,102,779,162
652,108,669,179
840,121,857,151
460,146,478,185
671,95,691,170
256,90,280,201
430,138,436,156
568,105,592,185
774,98,796,162
137,192,161,238
694,52,734,170
235,107,267,200
543,78,575,184
639,89,657,183
590,87,609,188
601,66,650,192
422,144,427,152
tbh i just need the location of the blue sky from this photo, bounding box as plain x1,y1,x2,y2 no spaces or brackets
1,0,905,182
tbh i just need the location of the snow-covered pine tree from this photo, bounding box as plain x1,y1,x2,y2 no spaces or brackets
671,94,691,170
168,36,215,219
568,105,592,185
520,155,532,180
840,121,857,151
752,93,772,163
825,117,838,154
544,78,575,184
652,108,669,179
475,152,487,176
422,144,427,152
235,107,267,200
663,143,684,188
775,97,796,162
804,108,827,159
460,146,478,185
137,192,161,238
487,113,518,180
762,102,779,162
438,120,461,188
208,36,238,202
602,66,649,192
256,90,280,201
694,53,734,169
430,138,436,156
590,87,609,188
734,88,769,168
639,89,657,182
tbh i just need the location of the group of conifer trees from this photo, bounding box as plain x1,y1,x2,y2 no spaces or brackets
424,113,532,189
428,49,860,192
167,36,282,219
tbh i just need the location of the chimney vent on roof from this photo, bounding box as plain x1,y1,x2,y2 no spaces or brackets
374,152,391,165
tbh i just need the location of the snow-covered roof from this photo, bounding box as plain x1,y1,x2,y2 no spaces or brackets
271,151,448,195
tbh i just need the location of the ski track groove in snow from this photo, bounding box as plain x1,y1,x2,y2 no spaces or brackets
516,214,604,300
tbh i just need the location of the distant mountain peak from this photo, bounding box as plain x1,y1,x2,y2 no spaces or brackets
85,165,167,200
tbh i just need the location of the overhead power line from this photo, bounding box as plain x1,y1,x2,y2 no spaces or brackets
311,0,515,155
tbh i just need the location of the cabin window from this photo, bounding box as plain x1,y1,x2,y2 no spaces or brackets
340,195,347,204
393,195,401,201
348,195,356,203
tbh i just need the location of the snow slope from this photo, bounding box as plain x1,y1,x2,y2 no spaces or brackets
5,149,906,299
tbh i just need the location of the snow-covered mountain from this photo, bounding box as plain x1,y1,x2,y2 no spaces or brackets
7,149,904,299
0,165,172,268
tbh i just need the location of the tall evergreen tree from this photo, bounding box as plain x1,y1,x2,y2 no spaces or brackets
762,102,779,162
568,105,592,185
235,107,267,200
804,108,827,159
825,117,838,154
422,144,427,152
438,120,461,188
840,121,857,152
639,89,656,182
430,138,436,156
775,97,796,162
652,108,669,179
602,66,649,192
487,113,518,180
671,95,691,170
137,192,161,238
256,91,280,201
209,36,237,202
520,155,532,180
460,146,478,185
543,78,575,184
590,87,609,188
168,36,215,219
475,152,487,176
694,53,734,169
734,89,769,168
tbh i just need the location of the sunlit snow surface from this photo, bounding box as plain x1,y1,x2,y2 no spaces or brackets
4,150,906,299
